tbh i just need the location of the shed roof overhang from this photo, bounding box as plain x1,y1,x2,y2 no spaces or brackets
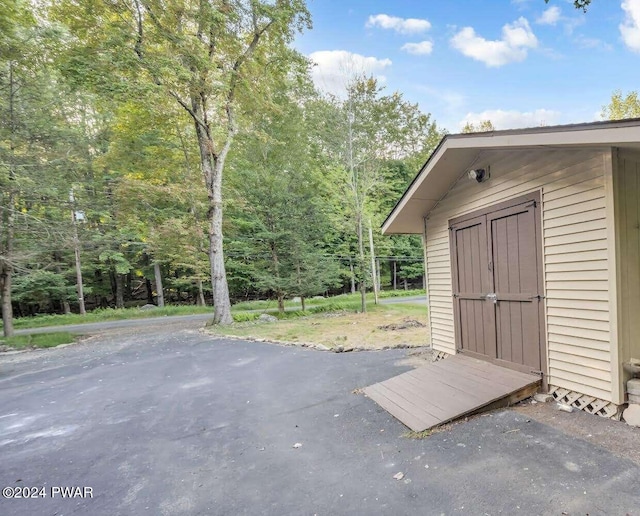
382,118,640,235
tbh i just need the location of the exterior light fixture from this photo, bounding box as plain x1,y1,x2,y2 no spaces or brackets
467,168,488,183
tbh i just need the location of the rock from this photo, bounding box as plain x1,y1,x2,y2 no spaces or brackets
258,314,278,323
623,404,640,427
378,319,426,331
335,345,344,353
292,442,302,449
534,393,554,403
314,344,330,352
556,403,574,413
627,379,640,396
139,304,157,311
628,393,640,405
393,472,404,480
0,344,13,353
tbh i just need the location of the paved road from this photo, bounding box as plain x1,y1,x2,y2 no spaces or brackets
13,313,214,336
13,295,428,337
1,320,638,515
380,295,427,305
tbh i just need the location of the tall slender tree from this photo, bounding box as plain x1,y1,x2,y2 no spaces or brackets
55,0,311,324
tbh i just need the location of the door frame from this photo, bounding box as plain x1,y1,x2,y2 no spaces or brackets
449,191,547,385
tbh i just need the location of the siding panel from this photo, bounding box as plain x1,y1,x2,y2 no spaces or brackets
425,148,613,400
615,153,640,383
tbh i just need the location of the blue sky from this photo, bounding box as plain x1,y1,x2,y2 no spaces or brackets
294,0,640,132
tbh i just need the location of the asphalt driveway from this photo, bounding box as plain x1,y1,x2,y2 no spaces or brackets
0,321,638,515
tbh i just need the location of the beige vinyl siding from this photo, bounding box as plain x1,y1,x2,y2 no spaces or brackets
614,151,640,389
424,148,614,401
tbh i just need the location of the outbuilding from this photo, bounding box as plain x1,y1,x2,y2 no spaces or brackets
383,119,640,418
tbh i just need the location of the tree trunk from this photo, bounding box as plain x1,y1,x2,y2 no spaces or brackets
368,221,378,305
404,278,408,291
357,214,366,313
125,271,133,301
62,300,71,315
392,260,397,290
0,267,13,338
115,273,124,308
301,296,306,311
349,260,356,294
153,262,164,307
194,118,233,325
71,209,86,315
1,62,16,337
145,278,154,304
197,279,206,306
277,294,285,314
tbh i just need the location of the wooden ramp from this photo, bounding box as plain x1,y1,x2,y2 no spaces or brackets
364,355,540,432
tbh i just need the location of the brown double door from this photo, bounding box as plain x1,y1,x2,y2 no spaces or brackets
450,192,545,376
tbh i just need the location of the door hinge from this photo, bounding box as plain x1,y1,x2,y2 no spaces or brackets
530,370,543,377
529,295,544,301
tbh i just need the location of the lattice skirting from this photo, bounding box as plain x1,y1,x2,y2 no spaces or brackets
549,386,623,420
432,350,449,362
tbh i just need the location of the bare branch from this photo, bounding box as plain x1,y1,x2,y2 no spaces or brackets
168,90,209,134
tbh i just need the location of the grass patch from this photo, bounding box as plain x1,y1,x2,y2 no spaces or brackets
210,302,430,351
1,332,77,350
4,289,426,331
4,305,214,331
231,289,425,311
404,429,434,439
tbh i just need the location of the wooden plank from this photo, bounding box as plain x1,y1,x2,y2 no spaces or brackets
406,362,528,405
439,355,535,381
371,382,443,427
389,371,480,414
364,384,431,432
384,374,469,420
364,355,540,432
404,365,499,401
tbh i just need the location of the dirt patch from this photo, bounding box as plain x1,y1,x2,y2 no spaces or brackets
394,347,439,368
514,400,640,465
378,319,425,331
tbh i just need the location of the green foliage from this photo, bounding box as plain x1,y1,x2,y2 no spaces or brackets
2,332,76,349
545,0,591,12
461,120,495,133
1,1,438,322
12,271,75,306
602,90,640,121
227,77,342,307
98,251,132,275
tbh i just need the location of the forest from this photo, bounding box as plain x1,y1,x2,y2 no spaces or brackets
0,0,445,336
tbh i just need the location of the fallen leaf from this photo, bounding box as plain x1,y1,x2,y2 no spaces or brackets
393,472,404,480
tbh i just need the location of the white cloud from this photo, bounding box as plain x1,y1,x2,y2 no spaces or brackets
459,108,561,130
574,35,613,51
450,17,538,67
308,50,392,97
366,14,431,34
401,41,434,55
620,0,640,53
537,6,561,25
